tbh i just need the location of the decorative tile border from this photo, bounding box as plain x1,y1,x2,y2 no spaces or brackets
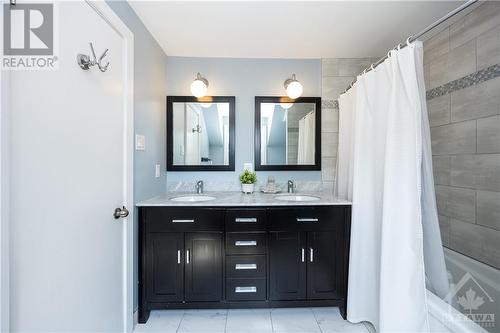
325,63,500,104
322,99,338,109
426,63,500,100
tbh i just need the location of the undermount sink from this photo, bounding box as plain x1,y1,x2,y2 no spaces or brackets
274,195,321,202
170,195,216,202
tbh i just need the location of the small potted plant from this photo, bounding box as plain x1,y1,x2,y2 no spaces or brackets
239,170,257,194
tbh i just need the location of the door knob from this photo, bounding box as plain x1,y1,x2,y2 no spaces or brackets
113,206,129,219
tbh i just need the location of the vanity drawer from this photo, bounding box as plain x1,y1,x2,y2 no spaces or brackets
225,232,267,255
268,206,344,231
226,255,266,279
225,209,267,231
226,278,266,301
145,207,224,232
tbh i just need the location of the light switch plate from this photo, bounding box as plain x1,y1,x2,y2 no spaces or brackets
155,163,161,178
135,134,145,151
243,163,253,172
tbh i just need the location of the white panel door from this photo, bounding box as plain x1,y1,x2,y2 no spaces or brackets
185,107,200,165
9,2,130,332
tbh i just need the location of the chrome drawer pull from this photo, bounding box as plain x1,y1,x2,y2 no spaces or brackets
235,241,257,246
235,264,257,270
177,250,181,264
310,248,314,262
301,248,305,262
235,286,257,293
172,219,194,223
296,218,318,222
186,249,190,264
235,217,257,223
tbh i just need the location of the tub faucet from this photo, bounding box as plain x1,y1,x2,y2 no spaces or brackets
195,180,204,194
287,180,296,193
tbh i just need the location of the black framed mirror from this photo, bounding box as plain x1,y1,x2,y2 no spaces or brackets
167,96,235,171
255,96,321,171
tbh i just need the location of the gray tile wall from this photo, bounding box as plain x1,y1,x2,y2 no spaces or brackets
424,1,500,269
321,57,378,190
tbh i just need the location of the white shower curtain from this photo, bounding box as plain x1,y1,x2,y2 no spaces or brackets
297,111,315,164
335,85,356,200
335,41,448,332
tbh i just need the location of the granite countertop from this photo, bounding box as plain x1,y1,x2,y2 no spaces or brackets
136,191,352,207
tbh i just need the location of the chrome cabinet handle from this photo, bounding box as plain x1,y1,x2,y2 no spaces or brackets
172,219,194,223
235,217,257,223
296,218,318,222
235,264,257,270
177,250,181,264
310,248,314,262
186,249,190,264
235,286,257,293
235,241,257,246
301,248,305,262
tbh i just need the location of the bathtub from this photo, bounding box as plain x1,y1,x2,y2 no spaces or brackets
427,248,499,333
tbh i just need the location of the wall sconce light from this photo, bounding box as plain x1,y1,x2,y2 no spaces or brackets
284,74,303,99
190,72,209,98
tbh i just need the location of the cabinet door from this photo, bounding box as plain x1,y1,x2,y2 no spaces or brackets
146,233,184,302
185,232,223,302
307,232,338,299
269,231,306,300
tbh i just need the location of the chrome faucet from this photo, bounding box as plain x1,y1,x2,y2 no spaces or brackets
287,180,296,193
195,180,204,194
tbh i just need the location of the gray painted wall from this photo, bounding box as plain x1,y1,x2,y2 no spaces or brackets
423,1,500,269
107,1,168,309
166,57,322,183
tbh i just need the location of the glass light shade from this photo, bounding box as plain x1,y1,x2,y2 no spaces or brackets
190,79,208,98
286,81,303,99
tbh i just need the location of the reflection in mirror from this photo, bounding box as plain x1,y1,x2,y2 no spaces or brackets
173,102,229,165
260,102,316,165
167,96,235,171
255,97,321,171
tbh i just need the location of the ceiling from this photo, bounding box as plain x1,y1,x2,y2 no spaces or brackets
128,1,464,59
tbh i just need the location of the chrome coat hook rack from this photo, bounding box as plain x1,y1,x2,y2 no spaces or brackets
77,42,109,72
192,124,202,134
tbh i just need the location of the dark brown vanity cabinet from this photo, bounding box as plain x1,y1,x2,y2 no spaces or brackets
306,231,338,300
185,232,223,302
139,205,351,324
269,231,307,300
146,232,223,303
269,231,339,301
225,208,268,302
268,206,343,302
146,232,184,303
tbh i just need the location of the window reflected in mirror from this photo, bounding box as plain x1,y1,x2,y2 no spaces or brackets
255,97,321,171
167,96,235,171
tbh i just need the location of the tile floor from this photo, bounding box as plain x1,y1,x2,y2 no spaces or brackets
135,307,453,333
135,307,374,333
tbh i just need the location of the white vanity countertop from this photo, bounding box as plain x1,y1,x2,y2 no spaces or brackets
136,191,352,207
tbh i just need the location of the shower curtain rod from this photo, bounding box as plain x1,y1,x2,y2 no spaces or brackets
342,0,479,94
